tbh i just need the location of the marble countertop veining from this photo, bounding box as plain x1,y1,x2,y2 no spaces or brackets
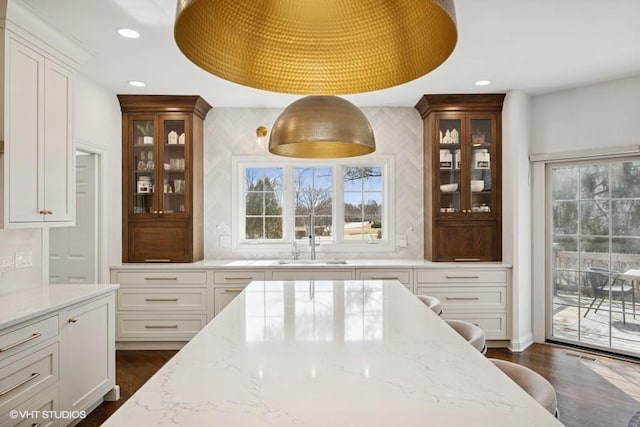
104,280,559,427
0,284,119,330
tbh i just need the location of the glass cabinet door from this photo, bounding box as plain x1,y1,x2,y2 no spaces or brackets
132,118,156,215
160,117,188,216
437,117,462,214
468,116,494,216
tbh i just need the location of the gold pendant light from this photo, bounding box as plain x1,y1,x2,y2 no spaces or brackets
268,96,375,158
174,0,457,95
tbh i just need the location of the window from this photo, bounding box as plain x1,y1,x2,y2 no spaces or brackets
232,157,393,252
343,166,383,241
295,167,333,242
244,167,283,239
548,159,640,356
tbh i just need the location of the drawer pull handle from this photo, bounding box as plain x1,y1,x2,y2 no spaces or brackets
33,424,42,427
223,289,243,294
144,277,178,281
145,298,179,302
370,277,399,280
453,258,481,262
445,275,480,279
0,372,40,397
0,333,42,353
144,325,179,329
225,277,252,281
445,297,480,301
68,318,77,323
144,259,172,263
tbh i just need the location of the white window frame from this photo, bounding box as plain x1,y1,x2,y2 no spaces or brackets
231,156,394,254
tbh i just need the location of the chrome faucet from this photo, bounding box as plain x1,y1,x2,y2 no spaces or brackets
308,213,316,260
291,240,300,260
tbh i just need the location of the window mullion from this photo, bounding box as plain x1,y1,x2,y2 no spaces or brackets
283,165,294,241
335,165,344,243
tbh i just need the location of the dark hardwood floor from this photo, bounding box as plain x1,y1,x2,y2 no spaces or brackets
77,350,177,427
79,344,640,426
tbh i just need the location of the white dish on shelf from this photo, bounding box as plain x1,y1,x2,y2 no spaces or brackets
471,180,484,192
440,183,458,192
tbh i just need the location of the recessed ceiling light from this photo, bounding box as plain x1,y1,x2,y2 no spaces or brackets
128,80,146,87
117,28,140,39
475,80,492,86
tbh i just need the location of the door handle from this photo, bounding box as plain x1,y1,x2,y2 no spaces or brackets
0,333,41,353
0,372,40,397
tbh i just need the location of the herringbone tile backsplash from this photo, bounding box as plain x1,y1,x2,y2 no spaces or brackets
204,107,424,259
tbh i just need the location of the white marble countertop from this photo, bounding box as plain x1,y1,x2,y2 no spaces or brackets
104,280,559,427
111,259,512,269
0,284,120,330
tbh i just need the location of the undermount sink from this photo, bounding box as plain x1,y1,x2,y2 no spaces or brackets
277,259,348,265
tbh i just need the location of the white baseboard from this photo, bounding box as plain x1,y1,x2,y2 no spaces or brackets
105,384,120,401
508,332,534,352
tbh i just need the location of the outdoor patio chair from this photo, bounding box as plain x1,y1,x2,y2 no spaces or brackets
584,267,635,324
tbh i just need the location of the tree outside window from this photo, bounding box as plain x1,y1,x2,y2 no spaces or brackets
245,167,283,239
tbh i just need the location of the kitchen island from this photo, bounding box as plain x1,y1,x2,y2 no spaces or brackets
0,284,119,426
104,280,561,426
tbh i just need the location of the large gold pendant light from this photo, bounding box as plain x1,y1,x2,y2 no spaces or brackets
174,0,457,95
268,96,375,158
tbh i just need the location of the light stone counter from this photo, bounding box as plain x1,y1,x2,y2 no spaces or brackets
0,283,120,330
111,258,511,269
104,280,559,427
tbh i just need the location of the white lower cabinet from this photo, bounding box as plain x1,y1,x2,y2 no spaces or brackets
213,270,266,317
111,269,210,348
270,269,353,281
414,267,510,340
0,290,116,426
356,269,413,292
61,294,115,417
0,385,59,427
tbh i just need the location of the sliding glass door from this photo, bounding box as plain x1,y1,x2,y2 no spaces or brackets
548,159,640,356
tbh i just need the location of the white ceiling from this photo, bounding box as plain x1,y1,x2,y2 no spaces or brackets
17,0,640,108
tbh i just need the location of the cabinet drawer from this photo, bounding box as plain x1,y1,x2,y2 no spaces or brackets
0,384,58,427
214,287,246,317
271,270,353,281
442,313,509,340
118,287,207,311
415,269,507,284
0,343,58,414
214,271,265,285
0,316,58,363
357,269,411,284
415,286,507,311
116,314,207,340
116,271,207,285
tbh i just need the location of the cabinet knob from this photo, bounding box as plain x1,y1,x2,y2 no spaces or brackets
68,318,77,323
39,210,47,215
46,210,53,215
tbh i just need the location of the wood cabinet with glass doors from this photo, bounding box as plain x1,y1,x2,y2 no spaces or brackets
415,94,505,261
118,95,212,262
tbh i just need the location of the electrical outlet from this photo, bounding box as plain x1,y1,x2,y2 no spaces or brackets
0,255,13,269
14,251,33,269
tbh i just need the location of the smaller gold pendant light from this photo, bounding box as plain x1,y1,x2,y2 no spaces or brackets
269,96,375,159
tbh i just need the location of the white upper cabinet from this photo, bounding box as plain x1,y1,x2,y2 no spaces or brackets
1,5,76,227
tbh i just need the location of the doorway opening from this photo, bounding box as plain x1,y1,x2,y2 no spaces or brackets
49,149,100,283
